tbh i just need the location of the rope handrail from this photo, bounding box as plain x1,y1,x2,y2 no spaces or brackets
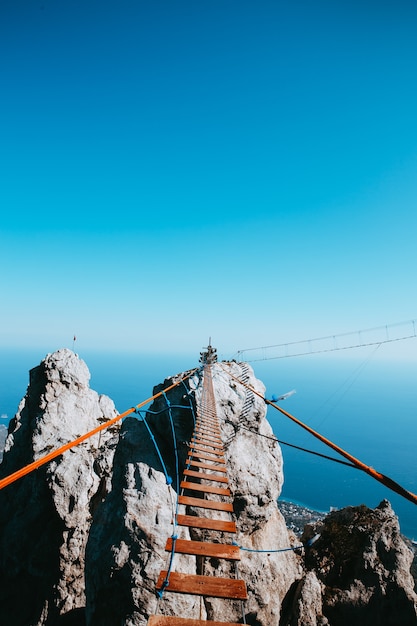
0,369,198,492
220,364,417,507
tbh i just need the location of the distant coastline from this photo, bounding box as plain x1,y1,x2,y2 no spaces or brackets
277,498,326,536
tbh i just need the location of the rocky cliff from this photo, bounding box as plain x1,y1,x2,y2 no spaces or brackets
0,350,416,626
297,500,417,626
0,350,119,625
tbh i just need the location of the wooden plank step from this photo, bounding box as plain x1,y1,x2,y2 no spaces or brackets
191,439,223,450
186,460,227,473
183,469,229,484
179,495,233,512
191,431,223,444
156,571,247,599
195,425,219,431
192,438,222,447
189,444,224,456
194,427,220,436
193,433,221,441
180,481,231,496
191,436,221,446
191,441,223,450
176,514,237,533
192,432,222,441
195,420,219,427
148,616,243,626
187,452,225,463
165,537,240,560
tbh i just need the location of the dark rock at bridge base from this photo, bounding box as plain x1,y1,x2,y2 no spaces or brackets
298,499,417,626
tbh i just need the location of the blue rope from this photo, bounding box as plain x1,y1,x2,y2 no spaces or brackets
138,412,172,486
164,393,181,524
232,541,304,553
139,379,201,600
181,380,197,428
157,533,178,598
156,391,185,599
136,404,192,417
184,385,198,471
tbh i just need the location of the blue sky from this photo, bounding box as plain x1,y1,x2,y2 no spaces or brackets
1,0,416,358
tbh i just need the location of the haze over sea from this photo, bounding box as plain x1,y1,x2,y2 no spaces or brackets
1,341,416,539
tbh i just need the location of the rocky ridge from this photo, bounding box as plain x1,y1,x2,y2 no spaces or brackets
0,349,416,626
0,350,119,625
298,500,417,626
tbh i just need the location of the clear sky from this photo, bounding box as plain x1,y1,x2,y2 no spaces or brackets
1,0,416,358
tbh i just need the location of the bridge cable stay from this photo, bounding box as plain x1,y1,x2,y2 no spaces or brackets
237,425,359,469
148,363,248,626
135,394,198,485
140,413,173,486
0,369,198,492
235,318,417,362
311,342,382,430
220,364,417,507
181,379,198,430
164,392,182,520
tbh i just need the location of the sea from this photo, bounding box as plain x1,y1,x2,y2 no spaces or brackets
1,343,416,540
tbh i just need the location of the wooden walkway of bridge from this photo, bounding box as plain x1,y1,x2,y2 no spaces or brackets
148,362,247,625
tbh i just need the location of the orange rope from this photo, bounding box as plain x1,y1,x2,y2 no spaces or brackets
0,369,197,491
222,364,417,507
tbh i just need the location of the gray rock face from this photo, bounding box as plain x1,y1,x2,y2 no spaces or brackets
85,417,201,626
298,500,417,626
0,349,119,626
85,370,202,625
1,351,416,626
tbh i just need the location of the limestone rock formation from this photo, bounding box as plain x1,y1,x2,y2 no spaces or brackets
0,349,119,626
1,350,417,626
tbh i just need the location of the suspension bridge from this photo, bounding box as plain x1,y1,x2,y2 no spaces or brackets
150,358,247,625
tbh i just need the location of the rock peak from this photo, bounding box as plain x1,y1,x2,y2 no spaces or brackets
32,348,91,389
0,353,416,626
